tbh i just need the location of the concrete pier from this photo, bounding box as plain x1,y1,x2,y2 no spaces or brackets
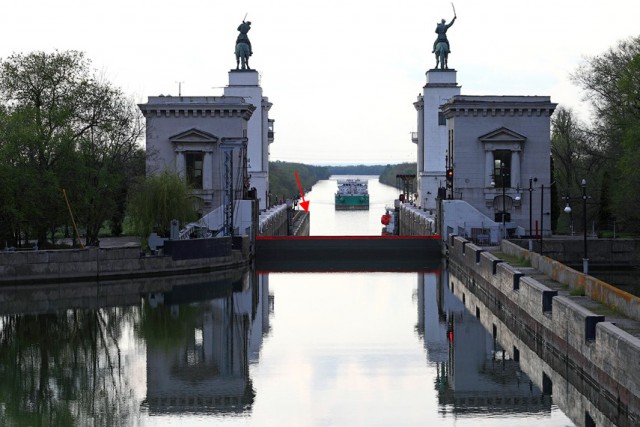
448,235,640,426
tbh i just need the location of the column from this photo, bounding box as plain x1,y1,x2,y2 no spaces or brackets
175,149,185,177
485,150,493,187
203,150,213,190
511,150,520,189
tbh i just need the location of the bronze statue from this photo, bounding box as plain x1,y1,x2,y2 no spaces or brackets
432,10,456,69
235,20,252,70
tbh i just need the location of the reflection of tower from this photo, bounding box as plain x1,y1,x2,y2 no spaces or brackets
417,270,464,364
144,270,271,414
249,274,271,362
440,268,550,415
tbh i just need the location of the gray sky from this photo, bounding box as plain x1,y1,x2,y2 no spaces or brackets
2,0,639,164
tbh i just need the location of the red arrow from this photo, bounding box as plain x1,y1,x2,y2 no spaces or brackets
294,171,310,212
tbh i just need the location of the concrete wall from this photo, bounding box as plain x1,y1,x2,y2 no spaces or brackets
511,238,640,266
0,241,250,285
399,203,436,236
501,240,640,321
448,268,615,426
258,204,289,236
448,235,640,424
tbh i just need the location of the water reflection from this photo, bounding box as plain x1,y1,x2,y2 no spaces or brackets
0,265,583,425
142,270,269,414
445,266,614,426
0,268,270,425
0,303,140,426
417,270,554,420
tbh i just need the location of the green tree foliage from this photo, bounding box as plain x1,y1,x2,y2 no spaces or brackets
551,107,594,233
569,36,640,232
126,170,198,241
268,161,330,205
0,50,144,247
378,163,417,188
325,164,386,175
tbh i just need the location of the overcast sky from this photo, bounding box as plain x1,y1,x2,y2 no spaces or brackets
2,0,639,165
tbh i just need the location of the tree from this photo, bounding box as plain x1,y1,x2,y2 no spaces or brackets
126,171,198,243
570,36,640,232
0,51,144,247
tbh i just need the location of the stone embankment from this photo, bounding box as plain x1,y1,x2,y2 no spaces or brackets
258,203,309,236
0,236,251,285
448,235,640,426
399,203,436,236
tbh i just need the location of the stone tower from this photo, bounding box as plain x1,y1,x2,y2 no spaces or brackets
413,69,460,210
224,71,274,210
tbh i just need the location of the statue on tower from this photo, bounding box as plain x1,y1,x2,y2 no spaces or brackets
432,6,456,70
235,19,252,70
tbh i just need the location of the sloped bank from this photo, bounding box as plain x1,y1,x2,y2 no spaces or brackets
0,236,251,285
447,235,640,427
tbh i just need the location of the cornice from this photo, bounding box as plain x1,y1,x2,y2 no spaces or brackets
138,96,256,119
442,96,557,118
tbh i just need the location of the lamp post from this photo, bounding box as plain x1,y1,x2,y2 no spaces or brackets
528,177,534,236
563,194,574,235
563,178,589,274
540,184,544,254
582,178,588,274
502,171,506,239
491,166,508,240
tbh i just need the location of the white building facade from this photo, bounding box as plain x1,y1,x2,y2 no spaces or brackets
139,95,254,215
139,70,275,217
441,95,557,238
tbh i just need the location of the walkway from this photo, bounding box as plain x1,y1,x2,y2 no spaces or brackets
489,247,640,339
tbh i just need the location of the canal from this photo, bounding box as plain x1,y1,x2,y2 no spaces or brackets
0,176,586,426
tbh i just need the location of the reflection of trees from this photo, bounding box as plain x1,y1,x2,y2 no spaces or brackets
137,301,200,352
0,307,139,425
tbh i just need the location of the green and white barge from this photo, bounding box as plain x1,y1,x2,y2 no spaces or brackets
335,179,369,210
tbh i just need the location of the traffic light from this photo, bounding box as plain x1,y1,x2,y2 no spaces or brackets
446,168,453,183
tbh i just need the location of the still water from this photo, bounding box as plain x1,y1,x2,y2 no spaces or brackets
0,176,581,426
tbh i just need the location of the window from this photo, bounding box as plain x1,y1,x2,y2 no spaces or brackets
493,150,511,188
438,111,446,126
186,152,204,189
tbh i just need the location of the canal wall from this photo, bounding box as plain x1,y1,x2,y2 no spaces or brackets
399,203,436,236
0,268,248,316
447,267,613,427
258,204,310,236
448,235,640,426
259,204,289,236
501,240,640,321
511,238,640,266
0,237,251,285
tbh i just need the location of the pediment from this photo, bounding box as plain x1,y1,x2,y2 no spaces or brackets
169,128,219,143
479,127,527,143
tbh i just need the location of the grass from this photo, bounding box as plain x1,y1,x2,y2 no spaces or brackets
570,286,585,296
492,251,531,268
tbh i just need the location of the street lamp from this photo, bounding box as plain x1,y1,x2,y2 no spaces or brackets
582,179,588,274
491,166,508,240
563,178,589,274
528,177,537,237
563,194,574,235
